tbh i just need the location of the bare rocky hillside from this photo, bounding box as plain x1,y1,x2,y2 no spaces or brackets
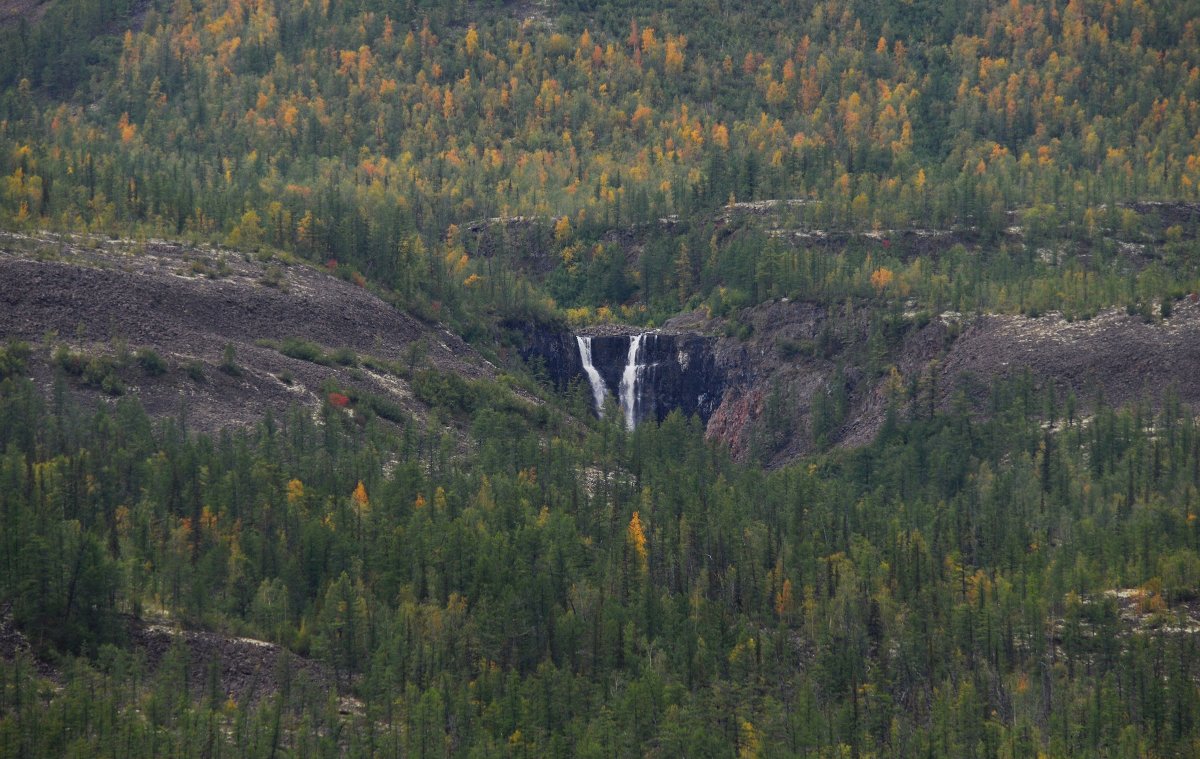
0,232,507,433
694,296,1200,465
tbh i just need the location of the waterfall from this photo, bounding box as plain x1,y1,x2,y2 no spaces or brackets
618,333,647,430
575,335,609,418
575,332,652,429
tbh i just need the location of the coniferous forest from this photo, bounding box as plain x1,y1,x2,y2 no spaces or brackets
3,0,1200,756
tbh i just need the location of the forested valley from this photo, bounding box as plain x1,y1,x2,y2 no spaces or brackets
3,0,1200,755
5,358,1200,757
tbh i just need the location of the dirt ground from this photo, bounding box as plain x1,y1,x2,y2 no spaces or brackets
0,602,335,703
939,300,1200,412
127,619,335,704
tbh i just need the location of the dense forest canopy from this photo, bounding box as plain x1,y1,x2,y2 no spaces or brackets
2,0,1200,321
4,361,1200,756
3,0,1200,756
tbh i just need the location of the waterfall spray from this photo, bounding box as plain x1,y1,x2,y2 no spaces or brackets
618,333,647,430
576,335,609,418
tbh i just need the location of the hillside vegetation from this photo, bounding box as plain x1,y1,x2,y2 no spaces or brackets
0,231,537,434
4,0,1200,757
2,0,1200,322
4,351,1200,756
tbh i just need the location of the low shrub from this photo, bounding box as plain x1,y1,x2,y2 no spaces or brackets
136,348,168,376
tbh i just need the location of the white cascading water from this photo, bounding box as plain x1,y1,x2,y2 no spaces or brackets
575,335,609,418
618,333,647,430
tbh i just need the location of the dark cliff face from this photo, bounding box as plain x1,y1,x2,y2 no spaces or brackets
649,333,725,423
586,333,724,425
517,292,1200,467
504,320,583,391
581,335,628,396
512,323,725,425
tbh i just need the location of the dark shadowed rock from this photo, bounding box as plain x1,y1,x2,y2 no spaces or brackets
503,318,582,391
512,323,726,425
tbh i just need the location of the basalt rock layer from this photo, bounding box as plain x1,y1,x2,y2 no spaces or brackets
515,326,726,428
517,292,1200,467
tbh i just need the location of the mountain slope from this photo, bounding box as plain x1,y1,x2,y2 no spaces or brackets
0,232,519,432
699,296,1200,465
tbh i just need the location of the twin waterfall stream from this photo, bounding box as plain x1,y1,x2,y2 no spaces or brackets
575,333,650,430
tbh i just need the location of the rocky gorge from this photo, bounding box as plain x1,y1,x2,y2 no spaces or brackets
507,322,725,429
6,232,1200,469
512,292,1200,466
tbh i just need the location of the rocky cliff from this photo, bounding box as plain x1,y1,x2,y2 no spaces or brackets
683,296,1200,466
504,319,582,391
511,324,725,427
585,331,724,426
513,302,922,461
516,291,1200,467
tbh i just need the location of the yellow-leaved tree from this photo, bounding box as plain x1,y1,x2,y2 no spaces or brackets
287,479,305,504
627,511,648,573
871,266,894,293
352,481,369,514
